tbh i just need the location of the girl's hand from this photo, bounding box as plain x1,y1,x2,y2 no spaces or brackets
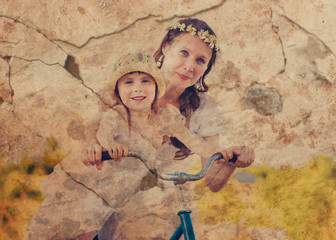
81,142,104,170
230,146,255,168
107,144,128,162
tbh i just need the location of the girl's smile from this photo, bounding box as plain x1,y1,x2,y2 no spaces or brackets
117,72,156,112
131,96,146,102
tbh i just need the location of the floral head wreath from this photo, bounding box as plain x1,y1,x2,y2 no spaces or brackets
166,21,221,56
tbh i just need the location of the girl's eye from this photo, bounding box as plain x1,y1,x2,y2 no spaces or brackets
181,50,188,56
142,79,150,83
197,58,206,64
124,80,133,84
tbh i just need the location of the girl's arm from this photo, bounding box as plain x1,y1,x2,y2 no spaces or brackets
81,118,104,169
96,110,128,163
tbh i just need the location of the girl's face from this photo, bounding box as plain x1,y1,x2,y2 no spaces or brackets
117,72,156,112
161,33,213,91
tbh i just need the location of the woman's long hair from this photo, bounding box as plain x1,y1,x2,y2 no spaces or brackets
154,18,219,159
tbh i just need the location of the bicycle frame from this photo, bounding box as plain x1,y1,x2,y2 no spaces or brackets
101,151,237,239
170,210,195,240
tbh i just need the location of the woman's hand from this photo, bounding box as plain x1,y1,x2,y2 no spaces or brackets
229,146,255,168
214,147,234,165
215,146,254,167
106,143,128,162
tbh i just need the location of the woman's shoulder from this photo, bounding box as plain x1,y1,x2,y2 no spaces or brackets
190,93,225,136
196,92,218,113
156,104,185,130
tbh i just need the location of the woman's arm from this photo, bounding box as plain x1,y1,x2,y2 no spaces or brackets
201,135,255,192
201,134,236,192
167,120,246,192
168,122,217,160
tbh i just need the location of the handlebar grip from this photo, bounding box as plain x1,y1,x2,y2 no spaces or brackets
228,154,238,163
101,151,112,161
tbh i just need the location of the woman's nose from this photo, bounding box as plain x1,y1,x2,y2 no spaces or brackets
184,60,194,72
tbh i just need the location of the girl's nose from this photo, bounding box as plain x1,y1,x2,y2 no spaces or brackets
133,83,143,92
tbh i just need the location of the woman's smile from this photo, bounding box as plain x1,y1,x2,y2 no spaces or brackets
176,72,192,81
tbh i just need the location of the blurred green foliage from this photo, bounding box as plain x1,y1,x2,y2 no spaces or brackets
196,155,336,240
0,136,68,239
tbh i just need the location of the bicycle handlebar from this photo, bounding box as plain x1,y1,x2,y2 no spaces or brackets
101,151,237,184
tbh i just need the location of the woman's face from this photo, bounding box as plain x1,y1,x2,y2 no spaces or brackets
161,33,213,91
117,72,156,113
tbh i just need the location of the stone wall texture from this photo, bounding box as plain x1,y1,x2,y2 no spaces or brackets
1,0,335,166
0,0,335,239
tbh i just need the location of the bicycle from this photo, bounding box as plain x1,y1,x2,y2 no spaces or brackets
97,150,237,240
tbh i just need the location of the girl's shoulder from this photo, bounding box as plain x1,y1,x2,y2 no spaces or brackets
101,105,128,123
112,105,128,118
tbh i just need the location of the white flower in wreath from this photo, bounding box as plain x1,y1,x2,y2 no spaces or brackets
179,23,186,31
198,29,208,40
186,25,197,36
174,22,180,29
209,35,217,49
204,32,212,43
216,46,222,56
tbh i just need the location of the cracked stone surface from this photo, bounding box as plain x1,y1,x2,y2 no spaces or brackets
0,16,67,65
277,0,336,54
0,57,12,104
0,0,224,47
0,0,335,239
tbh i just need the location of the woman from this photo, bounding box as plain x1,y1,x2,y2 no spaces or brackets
84,18,254,192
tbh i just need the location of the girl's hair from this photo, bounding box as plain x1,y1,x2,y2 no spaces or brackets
154,18,218,118
113,71,158,136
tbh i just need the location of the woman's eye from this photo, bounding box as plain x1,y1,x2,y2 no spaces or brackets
197,58,206,64
181,50,188,56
